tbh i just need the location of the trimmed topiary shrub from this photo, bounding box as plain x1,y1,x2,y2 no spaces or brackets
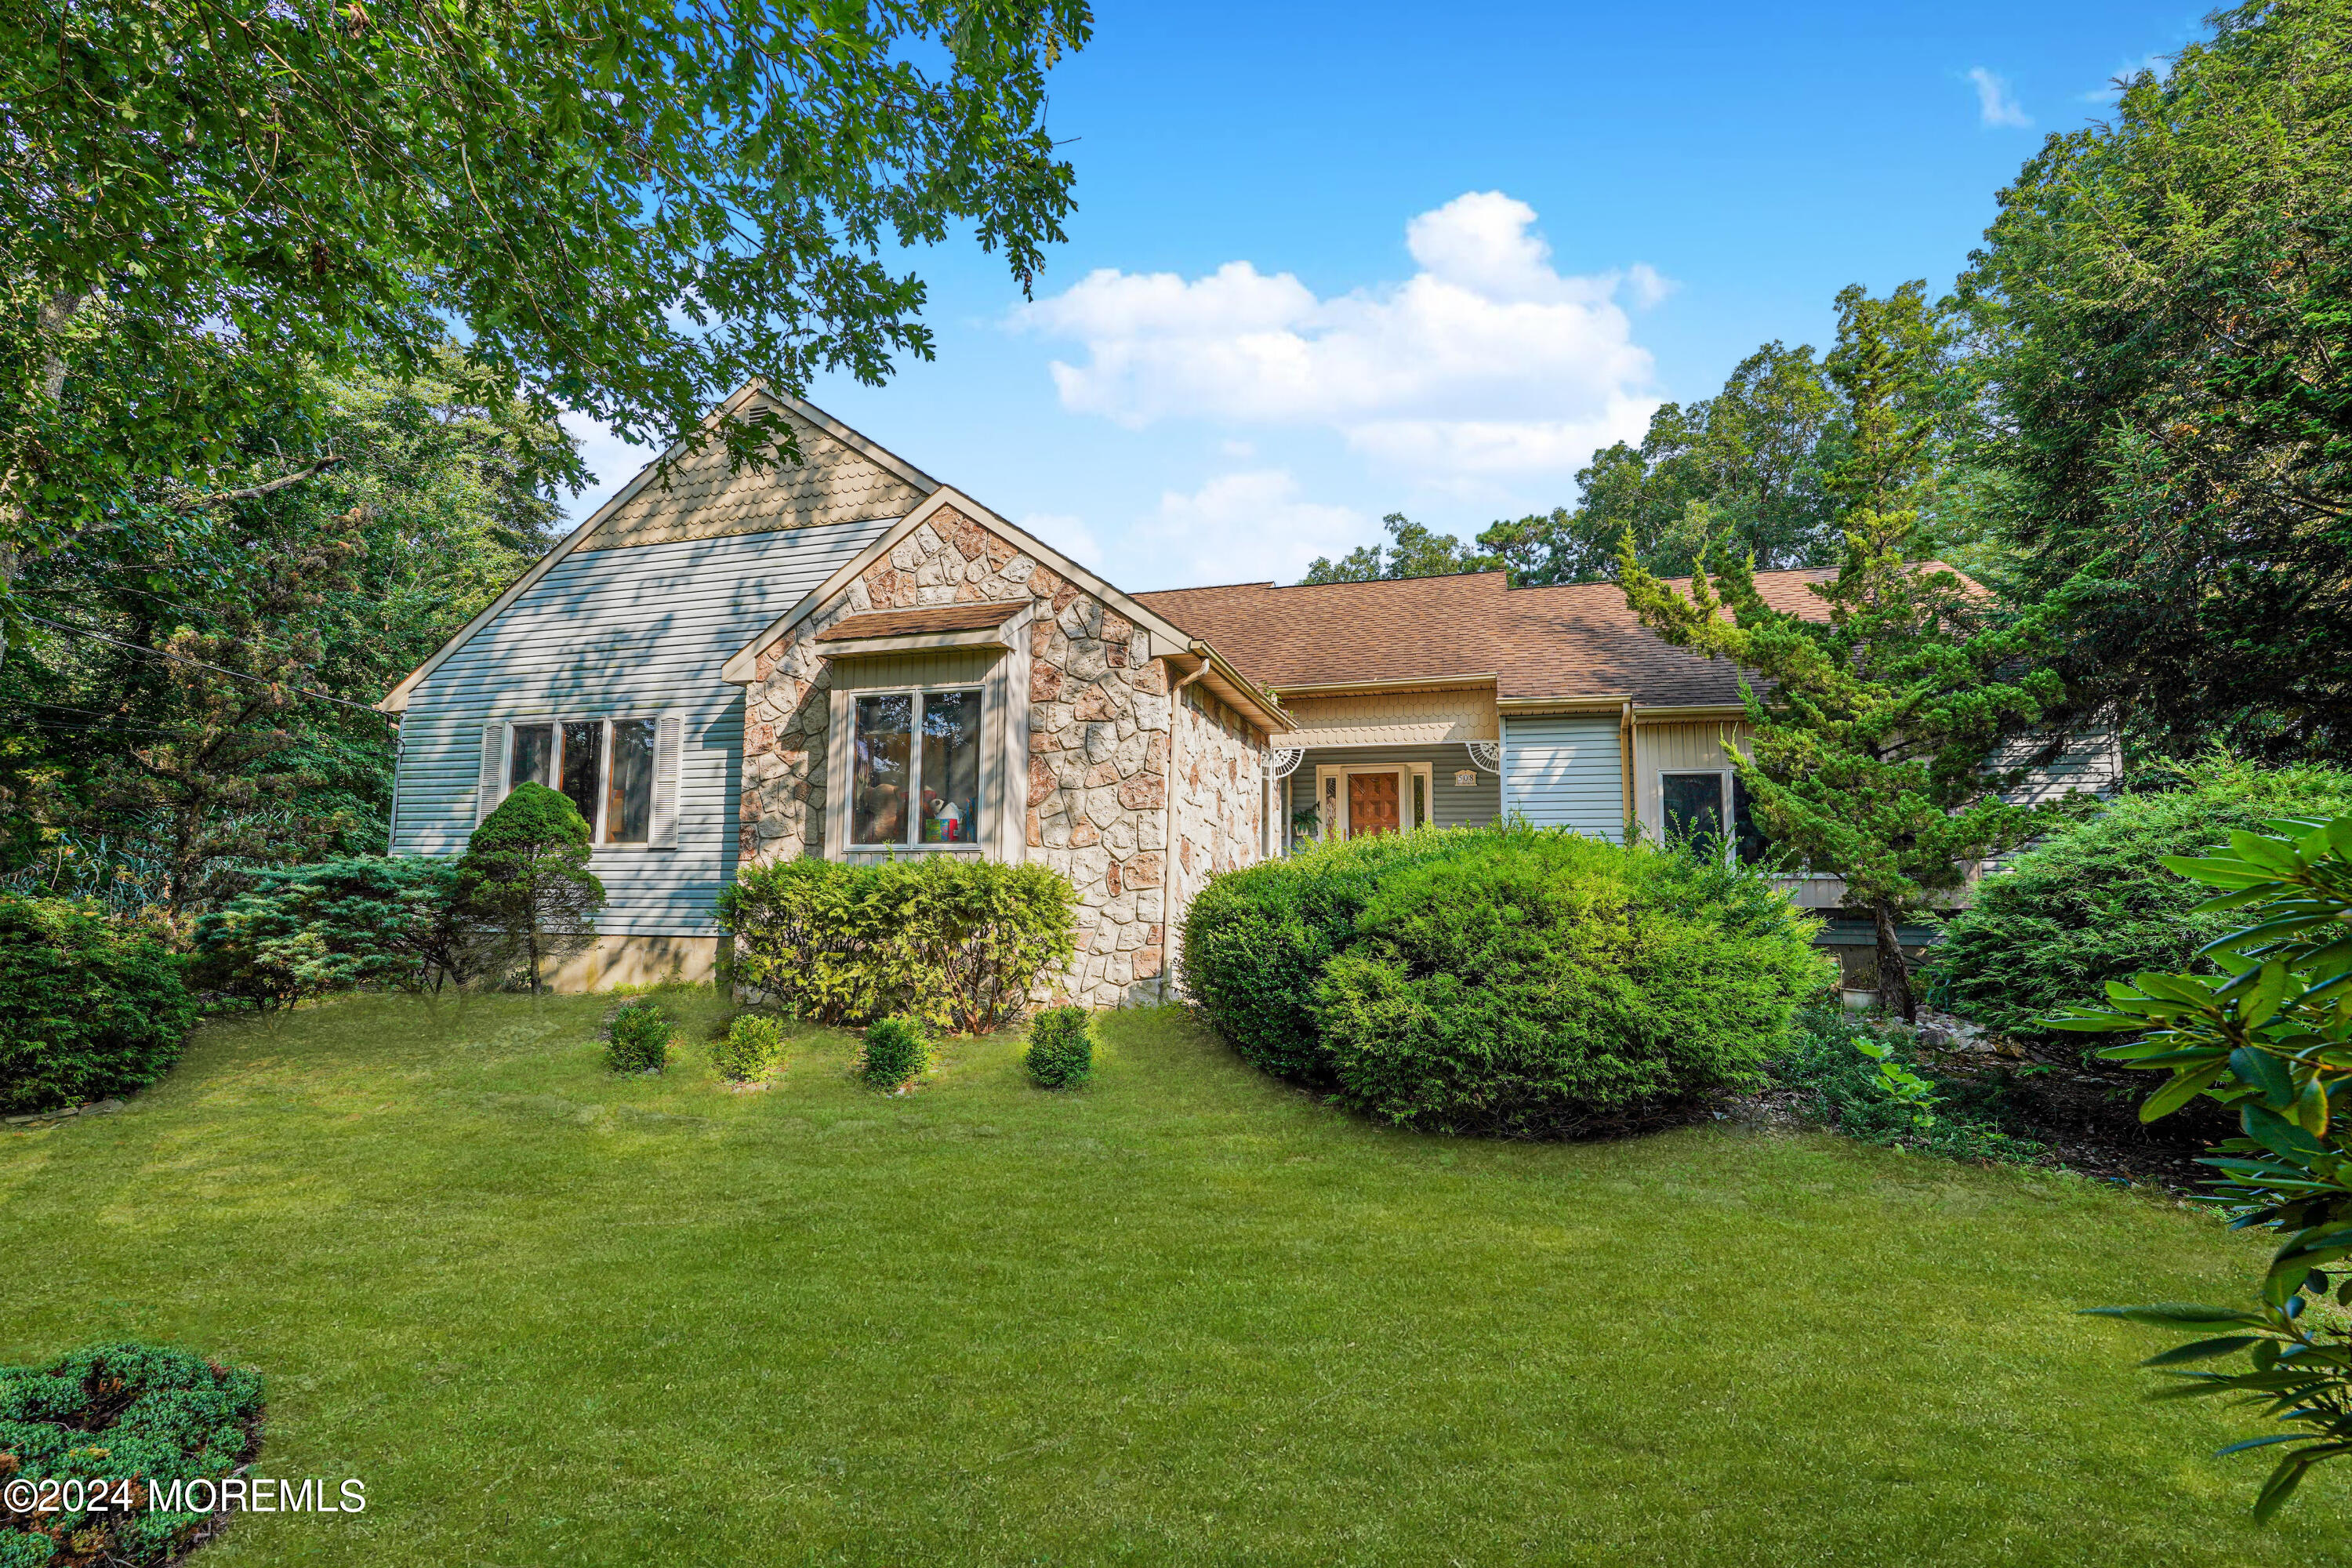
1178,830,1461,1084
717,856,1076,1033
459,782,605,993
1312,829,1828,1136
713,1014,786,1083
0,1341,263,1566
1927,755,2352,1040
1024,1005,1094,1089
861,1016,927,1089
605,999,672,1073
0,896,198,1115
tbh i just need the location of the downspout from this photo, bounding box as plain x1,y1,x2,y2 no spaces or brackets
1619,701,1635,843
1159,649,1214,1002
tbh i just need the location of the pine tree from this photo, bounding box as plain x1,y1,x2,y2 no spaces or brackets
459,782,604,994
1619,284,2072,1021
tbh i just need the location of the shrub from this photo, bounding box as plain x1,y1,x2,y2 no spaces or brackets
1025,1005,1094,1088
861,1016,927,1089
0,895,198,1115
605,999,672,1073
1767,1004,2042,1163
717,856,1076,1033
459,782,605,993
190,855,470,1009
1258,826,1827,1136
0,1341,263,1566
1928,754,2352,1040
713,1013,786,1083
1179,829,1461,1084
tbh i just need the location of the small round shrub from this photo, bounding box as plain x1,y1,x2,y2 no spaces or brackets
0,895,198,1114
1025,1005,1094,1088
1311,828,1828,1136
0,1341,263,1567
713,1013,786,1083
605,999,673,1073
1929,755,2352,1039
861,1016,927,1089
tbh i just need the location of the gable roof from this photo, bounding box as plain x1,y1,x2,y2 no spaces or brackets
1133,568,1840,710
377,383,937,713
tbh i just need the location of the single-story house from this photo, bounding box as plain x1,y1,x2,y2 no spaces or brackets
381,385,2115,1001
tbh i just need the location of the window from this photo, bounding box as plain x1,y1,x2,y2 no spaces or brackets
506,718,659,845
1661,771,1726,847
851,688,982,848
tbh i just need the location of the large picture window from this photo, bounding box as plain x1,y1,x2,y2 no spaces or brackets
507,717,659,844
851,688,982,848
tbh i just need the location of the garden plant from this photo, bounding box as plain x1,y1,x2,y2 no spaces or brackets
712,1013,787,1084
458,784,605,994
1025,1005,1094,1089
861,1016,928,1091
0,895,195,1115
604,999,673,1074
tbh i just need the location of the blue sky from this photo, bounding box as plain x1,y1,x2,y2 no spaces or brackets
564,0,2201,590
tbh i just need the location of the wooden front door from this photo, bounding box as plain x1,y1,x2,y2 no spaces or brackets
1348,771,1400,838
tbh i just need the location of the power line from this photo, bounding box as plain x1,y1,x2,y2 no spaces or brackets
20,615,393,720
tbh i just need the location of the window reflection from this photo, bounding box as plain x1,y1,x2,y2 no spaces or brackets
561,720,603,828
920,690,982,844
606,718,656,843
852,695,913,845
509,724,554,789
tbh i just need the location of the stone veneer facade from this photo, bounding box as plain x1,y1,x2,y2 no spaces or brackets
737,503,1271,1008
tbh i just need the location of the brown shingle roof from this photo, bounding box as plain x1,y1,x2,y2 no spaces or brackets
813,601,1029,641
1133,569,1838,708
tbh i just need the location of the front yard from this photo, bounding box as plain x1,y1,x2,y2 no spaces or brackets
2,992,2339,1566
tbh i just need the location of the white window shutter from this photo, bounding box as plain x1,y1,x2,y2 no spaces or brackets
650,712,684,848
476,722,507,824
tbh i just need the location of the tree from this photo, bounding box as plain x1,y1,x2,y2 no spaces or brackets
0,0,1091,665
1301,513,1497,584
459,782,605,993
2,355,577,898
1620,284,2071,1022
1957,0,2352,761
1479,342,1846,586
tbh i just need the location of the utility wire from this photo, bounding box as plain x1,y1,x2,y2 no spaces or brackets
20,615,394,720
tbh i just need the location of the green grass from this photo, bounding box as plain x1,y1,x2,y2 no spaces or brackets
4,991,2343,1566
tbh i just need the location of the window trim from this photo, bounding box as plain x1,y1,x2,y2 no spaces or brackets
499,712,668,851
1312,760,1435,841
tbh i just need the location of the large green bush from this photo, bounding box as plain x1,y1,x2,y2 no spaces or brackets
1928,757,2352,1040
1178,830,1462,1084
459,782,605,993
1310,829,1829,1136
717,856,1076,1033
0,1341,263,1566
0,896,198,1115
190,855,470,1009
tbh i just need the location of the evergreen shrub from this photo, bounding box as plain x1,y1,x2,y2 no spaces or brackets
0,1341,263,1566
190,855,470,1008
0,895,198,1114
605,999,672,1073
1183,826,1828,1136
713,1014,786,1083
717,856,1076,1033
1928,756,2352,1040
459,782,604,993
1025,1005,1094,1088
861,1017,927,1089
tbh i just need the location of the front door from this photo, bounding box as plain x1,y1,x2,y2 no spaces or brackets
1348,771,1400,838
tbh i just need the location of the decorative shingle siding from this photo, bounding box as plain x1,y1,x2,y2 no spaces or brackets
390,519,895,934
1503,714,1626,841
578,410,929,552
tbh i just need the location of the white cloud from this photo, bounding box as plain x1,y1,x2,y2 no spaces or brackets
1018,511,1105,569
1968,67,2032,129
1129,470,1370,589
1012,191,1664,485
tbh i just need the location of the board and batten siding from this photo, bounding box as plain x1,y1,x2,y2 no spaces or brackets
1502,714,1624,841
390,518,898,934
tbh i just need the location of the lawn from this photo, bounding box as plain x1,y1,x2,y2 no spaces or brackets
4,991,2343,1566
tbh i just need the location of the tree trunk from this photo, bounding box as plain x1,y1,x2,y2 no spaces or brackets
1872,899,1917,1024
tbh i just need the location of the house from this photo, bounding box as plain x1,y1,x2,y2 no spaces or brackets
381,385,2116,1001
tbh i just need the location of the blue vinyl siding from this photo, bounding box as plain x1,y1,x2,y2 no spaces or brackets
1503,715,1624,841
390,519,895,934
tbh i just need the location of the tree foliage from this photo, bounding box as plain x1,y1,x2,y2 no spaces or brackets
0,0,1091,657
459,782,605,993
1621,284,2072,1022
2056,814,2352,1521
1958,0,2352,760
